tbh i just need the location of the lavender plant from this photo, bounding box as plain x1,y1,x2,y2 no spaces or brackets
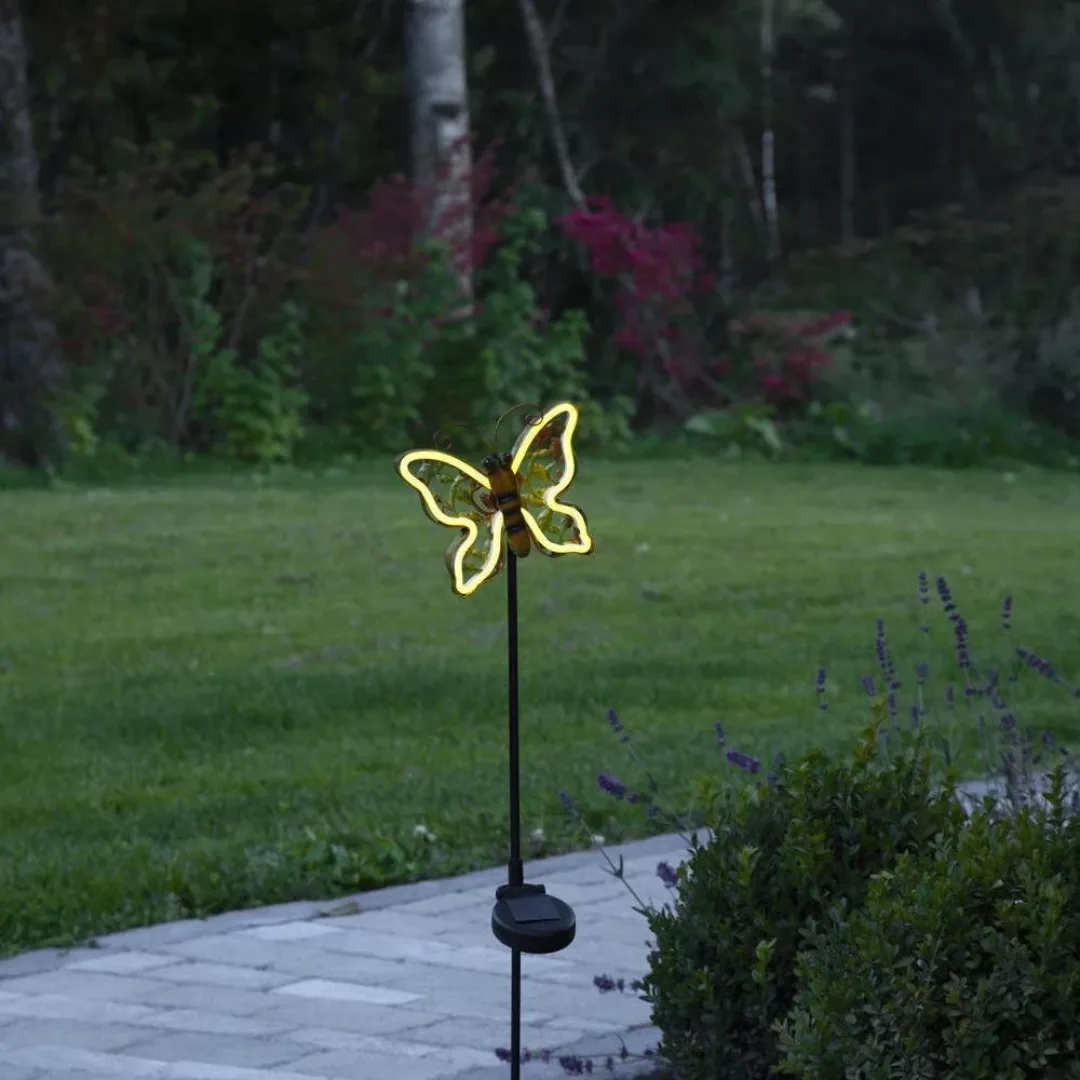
492,574,1079,1077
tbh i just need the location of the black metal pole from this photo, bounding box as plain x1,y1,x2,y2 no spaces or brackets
507,551,523,889
506,551,522,1080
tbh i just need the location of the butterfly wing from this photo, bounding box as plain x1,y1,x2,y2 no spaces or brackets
396,450,505,596
510,402,594,557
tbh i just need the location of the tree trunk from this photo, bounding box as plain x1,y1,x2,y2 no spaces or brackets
0,0,64,469
405,0,473,300
517,0,584,206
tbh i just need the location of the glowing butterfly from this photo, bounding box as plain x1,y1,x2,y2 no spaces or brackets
396,402,594,596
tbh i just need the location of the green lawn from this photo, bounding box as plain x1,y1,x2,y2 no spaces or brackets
1,459,1079,957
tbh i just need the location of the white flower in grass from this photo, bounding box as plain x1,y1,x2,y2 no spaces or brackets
531,828,545,842
412,824,436,842
591,834,605,845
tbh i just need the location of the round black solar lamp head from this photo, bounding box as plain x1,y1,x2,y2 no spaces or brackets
492,883,576,955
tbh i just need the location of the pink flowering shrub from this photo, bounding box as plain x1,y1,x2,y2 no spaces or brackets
559,195,853,418
730,309,853,411
558,196,715,412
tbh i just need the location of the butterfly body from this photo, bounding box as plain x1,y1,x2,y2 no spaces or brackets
482,452,531,558
397,402,593,596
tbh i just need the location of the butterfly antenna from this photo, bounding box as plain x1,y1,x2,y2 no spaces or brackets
432,421,491,454
493,403,544,453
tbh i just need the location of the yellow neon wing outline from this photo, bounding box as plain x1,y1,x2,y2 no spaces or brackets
396,450,505,596
510,402,594,557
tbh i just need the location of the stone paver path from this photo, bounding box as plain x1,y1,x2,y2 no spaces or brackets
0,832,689,1080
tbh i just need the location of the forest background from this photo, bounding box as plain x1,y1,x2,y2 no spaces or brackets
3,0,1080,473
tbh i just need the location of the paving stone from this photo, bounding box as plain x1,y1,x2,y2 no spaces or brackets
119,1032,306,1070
159,934,292,968
200,900,326,930
137,962,295,992
0,1018,149,1052
136,983,283,1016
0,1044,166,1076
254,998,447,1036
271,978,423,1006
395,888,500,917
65,952,184,976
317,928,460,963
239,923,340,943
0,971,171,1003
401,1016,586,1053
379,963,517,999
96,920,211,951
171,1068,319,1080
156,1063,323,1080
0,993,158,1025
127,1008,290,1037
0,948,103,980
284,1048,457,1080
412,945,521,976
264,949,408,985
314,910,451,938
518,982,653,1027
281,1026,494,1066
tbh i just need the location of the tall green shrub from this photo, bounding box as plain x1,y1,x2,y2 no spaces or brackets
640,717,965,1080
779,780,1080,1080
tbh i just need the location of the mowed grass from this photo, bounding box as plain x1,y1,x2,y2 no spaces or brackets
2,459,1080,956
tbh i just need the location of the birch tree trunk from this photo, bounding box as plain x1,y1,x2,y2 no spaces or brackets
0,0,63,468
405,0,473,300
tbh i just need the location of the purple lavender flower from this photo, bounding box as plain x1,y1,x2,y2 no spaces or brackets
862,675,877,697
916,660,928,685
954,615,970,671
887,692,897,718
726,749,761,774
1001,595,1013,631
816,667,827,710
936,575,956,618
656,861,678,887
646,803,659,819
918,571,929,604
557,1054,590,1074
714,720,726,747
597,773,627,799
1016,647,1061,683
594,974,625,993
558,791,575,813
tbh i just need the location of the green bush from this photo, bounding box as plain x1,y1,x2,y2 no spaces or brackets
790,399,1080,469
308,204,632,454
779,783,1080,1080
639,716,966,1080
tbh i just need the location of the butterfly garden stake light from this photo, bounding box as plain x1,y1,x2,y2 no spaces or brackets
397,401,594,1080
